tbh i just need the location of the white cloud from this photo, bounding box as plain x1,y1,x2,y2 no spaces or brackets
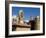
24,20,29,22
12,15,17,19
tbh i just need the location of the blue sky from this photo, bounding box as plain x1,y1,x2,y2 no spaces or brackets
12,7,40,20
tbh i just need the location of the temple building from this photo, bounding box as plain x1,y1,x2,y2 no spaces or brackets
35,16,40,30
12,10,31,31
